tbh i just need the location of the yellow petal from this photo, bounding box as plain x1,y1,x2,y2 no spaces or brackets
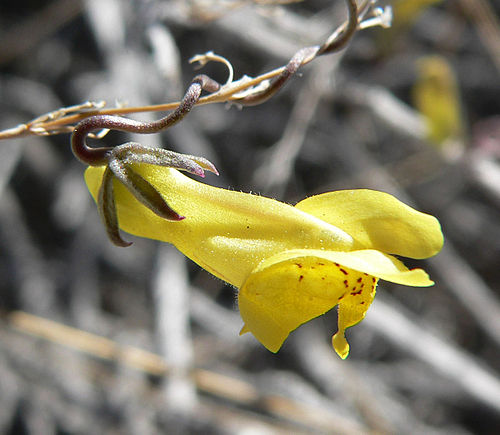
259,248,434,287
85,165,355,287
295,190,443,259
239,248,428,357
239,254,375,354
413,55,464,146
333,274,378,359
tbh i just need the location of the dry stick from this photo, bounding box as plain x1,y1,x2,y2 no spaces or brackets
366,298,500,413
0,68,290,140
0,189,58,317
293,326,397,434
459,0,500,74
253,59,338,194
7,310,365,433
153,246,197,412
430,243,500,347
0,0,371,141
0,0,84,66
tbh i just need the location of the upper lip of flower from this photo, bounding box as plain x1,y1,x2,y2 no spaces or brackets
85,163,443,282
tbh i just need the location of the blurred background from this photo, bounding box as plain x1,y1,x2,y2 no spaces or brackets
1,0,500,433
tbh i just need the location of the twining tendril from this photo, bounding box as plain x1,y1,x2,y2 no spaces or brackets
228,0,360,106
0,0,391,141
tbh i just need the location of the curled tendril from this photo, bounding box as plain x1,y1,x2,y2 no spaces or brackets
189,51,234,86
231,0,360,106
71,0,366,247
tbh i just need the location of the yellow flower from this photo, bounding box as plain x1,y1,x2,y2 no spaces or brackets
413,55,464,147
85,164,443,359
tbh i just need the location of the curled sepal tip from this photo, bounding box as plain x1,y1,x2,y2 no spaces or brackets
190,156,219,176
110,143,219,178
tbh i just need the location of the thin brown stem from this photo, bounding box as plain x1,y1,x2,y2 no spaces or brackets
0,0,377,141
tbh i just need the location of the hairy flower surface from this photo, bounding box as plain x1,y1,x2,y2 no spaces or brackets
85,164,443,358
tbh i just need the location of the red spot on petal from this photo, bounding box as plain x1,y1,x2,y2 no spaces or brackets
343,280,349,288
357,277,362,283
295,263,303,268
299,275,304,282
339,268,348,275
